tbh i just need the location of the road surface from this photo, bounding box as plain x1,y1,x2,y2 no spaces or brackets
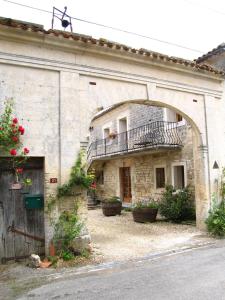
19,241,225,300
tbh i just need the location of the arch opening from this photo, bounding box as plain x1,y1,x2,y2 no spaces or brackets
87,99,209,230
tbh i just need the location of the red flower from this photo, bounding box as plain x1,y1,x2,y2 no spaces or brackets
0,127,3,130
13,118,18,124
12,136,18,142
24,147,29,154
18,126,25,135
16,168,23,174
11,124,16,128
90,182,97,189
12,129,17,134
10,149,17,156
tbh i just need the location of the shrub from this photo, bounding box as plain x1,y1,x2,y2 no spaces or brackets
159,185,195,223
102,196,121,203
53,210,83,260
206,200,225,237
132,199,159,210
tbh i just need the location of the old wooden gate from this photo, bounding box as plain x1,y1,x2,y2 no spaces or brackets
0,158,45,263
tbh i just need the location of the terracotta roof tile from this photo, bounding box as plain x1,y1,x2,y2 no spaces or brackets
0,17,224,77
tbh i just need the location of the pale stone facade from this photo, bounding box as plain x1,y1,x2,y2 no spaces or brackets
0,17,225,254
89,103,194,202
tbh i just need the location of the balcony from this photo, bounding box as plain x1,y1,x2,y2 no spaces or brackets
87,121,184,161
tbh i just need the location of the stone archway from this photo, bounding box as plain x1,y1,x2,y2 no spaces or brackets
88,98,210,230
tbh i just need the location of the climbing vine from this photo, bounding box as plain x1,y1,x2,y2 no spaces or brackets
0,99,28,155
57,149,95,198
0,99,30,183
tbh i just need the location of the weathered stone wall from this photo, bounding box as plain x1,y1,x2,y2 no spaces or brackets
95,126,194,202
91,103,164,142
129,104,163,129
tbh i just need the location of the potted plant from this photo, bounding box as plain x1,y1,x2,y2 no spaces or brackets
22,177,33,194
132,199,158,223
101,196,122,216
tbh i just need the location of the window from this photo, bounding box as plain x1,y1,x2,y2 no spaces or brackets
103,128,110,139
164,108,184,123
173,165,185,189
176,113,183,122
118,117,127,133
155,167,165,188
96,170,104,185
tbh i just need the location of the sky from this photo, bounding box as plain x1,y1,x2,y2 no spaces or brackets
1,0,225,60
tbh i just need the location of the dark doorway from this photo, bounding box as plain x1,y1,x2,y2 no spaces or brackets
120,167,132,203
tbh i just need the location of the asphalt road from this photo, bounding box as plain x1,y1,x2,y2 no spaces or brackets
19,241,225,300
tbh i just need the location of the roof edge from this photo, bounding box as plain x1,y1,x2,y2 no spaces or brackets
0,17,224,77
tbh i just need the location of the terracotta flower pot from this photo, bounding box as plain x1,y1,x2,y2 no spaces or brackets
132,207,158,223
102,201,122,216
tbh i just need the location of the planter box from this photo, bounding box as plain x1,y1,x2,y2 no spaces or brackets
10,183,22,190
102,202,122,216
132,208,158,223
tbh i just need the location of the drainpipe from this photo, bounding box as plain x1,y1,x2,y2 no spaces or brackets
58,71,62,186
203,95,211,207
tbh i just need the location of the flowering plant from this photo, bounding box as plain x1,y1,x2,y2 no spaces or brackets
0,99,31,185
108,131,117,139
89,181,97,190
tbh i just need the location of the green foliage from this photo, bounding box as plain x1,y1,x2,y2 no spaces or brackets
23,178,32,186
45,195,57,216
123,207,132,212
206,199,225,237
47,255,58,267
57,150,95,197
53,210,83,260
132,199,159,210
80,249,91,259
219,168,225,200
61,250,74,261
0,99,20,153
102,196,121,203
206,168,225,237
159,185,195,223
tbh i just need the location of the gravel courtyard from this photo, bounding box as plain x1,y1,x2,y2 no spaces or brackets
87,208,213,262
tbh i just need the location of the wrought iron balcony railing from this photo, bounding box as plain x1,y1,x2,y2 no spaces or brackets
87,121,184,161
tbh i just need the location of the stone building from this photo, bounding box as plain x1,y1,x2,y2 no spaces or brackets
88,103,194,204
0,17,225,261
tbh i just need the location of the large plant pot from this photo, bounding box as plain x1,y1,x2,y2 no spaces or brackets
102,202,122,216
132,208,158,223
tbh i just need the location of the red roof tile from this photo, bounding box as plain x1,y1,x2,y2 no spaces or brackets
0,17,224,77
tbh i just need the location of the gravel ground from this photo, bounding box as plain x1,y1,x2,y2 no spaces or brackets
87,208,213,262
0,208,215,299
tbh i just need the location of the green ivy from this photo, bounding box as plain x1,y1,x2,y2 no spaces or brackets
57,150,95,198
53,210,83,260
206,167,225,237
206,199,225,237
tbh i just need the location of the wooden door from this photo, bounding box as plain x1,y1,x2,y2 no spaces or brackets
120,167,132,203
0,158,45,263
